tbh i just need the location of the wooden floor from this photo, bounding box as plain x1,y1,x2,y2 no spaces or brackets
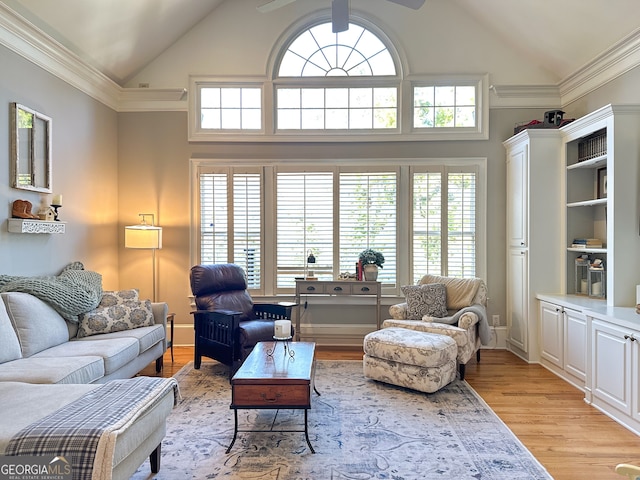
139,346,640,479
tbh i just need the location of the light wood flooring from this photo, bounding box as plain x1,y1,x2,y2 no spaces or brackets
139,346,640,479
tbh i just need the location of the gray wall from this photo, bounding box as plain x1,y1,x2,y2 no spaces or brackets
0,44,120,287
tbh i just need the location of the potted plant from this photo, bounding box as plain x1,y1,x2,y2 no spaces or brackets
358,249,384,281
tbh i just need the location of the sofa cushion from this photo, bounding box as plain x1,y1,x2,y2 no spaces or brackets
0,298,22,364
33,337,139,375
0,356,104,384
77,325,165,354
99,289,140,306
77,299,155,338
1,292,70,357
401,283,448,319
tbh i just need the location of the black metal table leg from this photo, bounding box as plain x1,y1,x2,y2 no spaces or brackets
304,409,315,454
226,409,239,454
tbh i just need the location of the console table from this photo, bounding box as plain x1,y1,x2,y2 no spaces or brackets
294,280,381,341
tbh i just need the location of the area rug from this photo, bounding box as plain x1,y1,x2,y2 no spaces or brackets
132,361,552,480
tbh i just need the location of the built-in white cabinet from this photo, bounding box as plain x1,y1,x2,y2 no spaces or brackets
588,310,640,435
539,299,586,389
561,104,640,306
504,130,562,362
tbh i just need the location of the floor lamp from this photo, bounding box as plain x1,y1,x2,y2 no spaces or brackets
125,213,163,302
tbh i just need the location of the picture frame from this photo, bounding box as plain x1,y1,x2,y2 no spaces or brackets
597,167,607,199
10,103,52,193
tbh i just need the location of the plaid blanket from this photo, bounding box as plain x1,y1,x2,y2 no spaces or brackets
5,377,178,480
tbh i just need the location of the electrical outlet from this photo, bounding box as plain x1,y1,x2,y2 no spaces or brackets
492,315,500,327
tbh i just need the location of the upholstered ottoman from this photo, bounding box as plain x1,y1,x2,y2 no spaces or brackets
363,327,457,393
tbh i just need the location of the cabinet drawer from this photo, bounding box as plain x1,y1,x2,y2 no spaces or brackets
298,282,324,294
352,283,378,295
325,282,351,295
232,384,310,408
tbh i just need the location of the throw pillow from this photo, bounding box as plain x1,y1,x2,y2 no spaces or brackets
77,299,154,338
401,283,448,319
99,289,139,307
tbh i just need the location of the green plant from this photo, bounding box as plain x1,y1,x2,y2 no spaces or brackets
358,249,385,268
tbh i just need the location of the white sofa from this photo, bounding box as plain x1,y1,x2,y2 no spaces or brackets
0,289,174,479
0,291,167,383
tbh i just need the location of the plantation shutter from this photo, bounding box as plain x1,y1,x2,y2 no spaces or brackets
200,173,228,265
199,170,262,289
339,171,397,285
232,173,262,288
276,171,334,289
412,167,477,281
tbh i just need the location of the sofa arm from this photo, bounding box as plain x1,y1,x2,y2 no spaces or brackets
151,302,169,351
458,310,479,330
388,302,408,320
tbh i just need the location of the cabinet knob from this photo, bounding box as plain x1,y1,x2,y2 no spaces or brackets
520,242,525,246
306,286,316,292
624,334,636,342
361,287,370,292
333,286,343,292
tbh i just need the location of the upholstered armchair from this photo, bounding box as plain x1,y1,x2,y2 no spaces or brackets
190,263,295,376
383,274,489,380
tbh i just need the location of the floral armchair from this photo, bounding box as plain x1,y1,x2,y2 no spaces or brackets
383,274,489,380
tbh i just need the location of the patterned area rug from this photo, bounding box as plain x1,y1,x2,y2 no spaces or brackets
132,360,552,480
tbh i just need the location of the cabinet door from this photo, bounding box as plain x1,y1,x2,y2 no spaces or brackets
506,144,528,248
540,301,563,368
564,309,587,383
591,319,632,415
507,249,528,353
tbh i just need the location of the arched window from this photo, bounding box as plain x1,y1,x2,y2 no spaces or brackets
274,21,400,131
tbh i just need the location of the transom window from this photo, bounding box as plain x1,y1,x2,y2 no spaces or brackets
188,17,488,141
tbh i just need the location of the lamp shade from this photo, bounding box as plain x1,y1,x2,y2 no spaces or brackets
125,225,162,249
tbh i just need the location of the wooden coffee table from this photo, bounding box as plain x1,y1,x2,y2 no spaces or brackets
228,341,320,453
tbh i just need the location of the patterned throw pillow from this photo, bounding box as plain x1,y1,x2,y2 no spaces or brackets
77,297,154,338
401,283,448,319
99,289,139,307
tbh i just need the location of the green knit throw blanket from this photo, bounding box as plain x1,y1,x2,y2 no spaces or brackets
0,262,103,323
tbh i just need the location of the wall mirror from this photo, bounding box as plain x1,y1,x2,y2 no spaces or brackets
10,102,52,193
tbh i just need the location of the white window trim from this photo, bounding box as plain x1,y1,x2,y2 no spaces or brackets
190,157,487,297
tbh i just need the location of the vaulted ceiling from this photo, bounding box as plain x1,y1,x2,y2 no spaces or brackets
3,0,639,89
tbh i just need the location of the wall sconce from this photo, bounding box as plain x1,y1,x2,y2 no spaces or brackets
125,213,162,301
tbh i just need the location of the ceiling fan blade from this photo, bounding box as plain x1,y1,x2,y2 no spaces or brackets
332,0,349,33
386,0,425,9
257,0,298,13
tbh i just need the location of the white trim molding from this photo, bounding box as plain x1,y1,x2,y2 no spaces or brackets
2,3,639,112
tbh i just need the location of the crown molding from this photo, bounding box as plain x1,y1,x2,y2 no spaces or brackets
559,27,640,105
1,3,638,112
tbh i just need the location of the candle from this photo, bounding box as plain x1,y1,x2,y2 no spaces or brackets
274,320,291,338
591,282,602,296
581,279,588,294
636,285,640,305
52,194,63,206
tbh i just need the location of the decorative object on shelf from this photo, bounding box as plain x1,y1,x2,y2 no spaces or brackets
11,199,38,219
10,103,52,193
588,259,606,298
305,249,316,279
578,129,607,162
597,167,607,199
358,248,384,281
38,206,55,221
125,213,163,302
50,193,62,221
575,255,590,295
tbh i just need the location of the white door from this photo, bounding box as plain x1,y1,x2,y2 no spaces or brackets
564,308,587,383
591,319,632,415
507,248,528,353
506,144,528,249
540,301,563,368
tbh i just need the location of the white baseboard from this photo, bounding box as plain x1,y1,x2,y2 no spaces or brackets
172,323,509,349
